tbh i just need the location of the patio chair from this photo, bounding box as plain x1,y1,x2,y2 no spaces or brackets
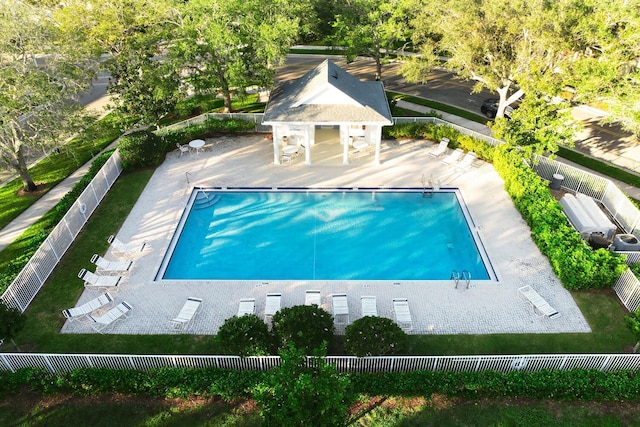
107,234,147,256
332,294,350,325
89,301,133,333
62,292,114,322
170,297,202,330
440,148,464,166
176,143,190,157
517,286,560,318
361,296,377,317
304,290,321,306
264,293,282,322
427,138,449,158
78,268,121,290
237,298,256,316
393,298,413,331
452,151,477,172
90,254,132,274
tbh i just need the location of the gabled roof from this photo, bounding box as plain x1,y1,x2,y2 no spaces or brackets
262,60,392,125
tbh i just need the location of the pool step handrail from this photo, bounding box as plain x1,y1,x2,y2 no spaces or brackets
450,270,460,288
461,270,471,289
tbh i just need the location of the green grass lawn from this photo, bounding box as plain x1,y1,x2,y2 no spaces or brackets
1,393,637,427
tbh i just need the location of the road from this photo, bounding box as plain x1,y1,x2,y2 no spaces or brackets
279,54,640,175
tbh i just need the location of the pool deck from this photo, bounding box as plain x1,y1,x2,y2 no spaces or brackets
62,134,591,335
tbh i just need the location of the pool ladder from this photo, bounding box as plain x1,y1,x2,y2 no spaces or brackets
451,270,471,289
421,173,440,198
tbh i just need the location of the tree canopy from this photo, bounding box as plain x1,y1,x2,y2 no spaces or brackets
0,0,98,191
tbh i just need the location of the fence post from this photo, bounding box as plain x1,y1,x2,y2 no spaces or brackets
44,355,56,373
0,354,14,373
600,356,611,371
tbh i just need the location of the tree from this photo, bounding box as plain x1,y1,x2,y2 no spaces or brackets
490,94,579,155
0,302,26,349
171,0,299,112
59,0,182,125
403,0,587,117
332,0,411,81
253,343,353,427
0,0,98,191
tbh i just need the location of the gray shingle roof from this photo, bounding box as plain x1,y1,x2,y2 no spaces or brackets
262,60,393,125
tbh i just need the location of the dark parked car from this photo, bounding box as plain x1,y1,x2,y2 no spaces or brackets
480,98,515,119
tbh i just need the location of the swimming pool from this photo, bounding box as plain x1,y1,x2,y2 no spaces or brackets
158,188,494,281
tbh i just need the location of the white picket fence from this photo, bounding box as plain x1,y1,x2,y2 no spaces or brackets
0,152,122,312
1,353,639,374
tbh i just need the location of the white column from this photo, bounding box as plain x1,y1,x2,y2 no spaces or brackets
373,125,381,165
304,125,311,165
341,125,349,165
273,127,281,165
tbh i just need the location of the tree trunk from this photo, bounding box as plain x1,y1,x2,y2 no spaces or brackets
375,56,382,81
217,68,233,113
634,341,640,353
13,145,37,192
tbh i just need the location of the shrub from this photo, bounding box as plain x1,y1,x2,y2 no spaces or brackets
117,130,166,172
253,344,353,427
344,316,409,356
271,305,335,353
215,315,272,357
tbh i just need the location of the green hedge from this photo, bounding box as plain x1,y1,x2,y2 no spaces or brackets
385,122,626,290
3,367,640,402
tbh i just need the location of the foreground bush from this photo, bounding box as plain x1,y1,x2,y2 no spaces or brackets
3,367,640,402
345,316,409,356
215,315,272,356
271,305,335,353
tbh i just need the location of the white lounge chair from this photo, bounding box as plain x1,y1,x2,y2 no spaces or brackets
440,148,464,166
332,294,350,325
170,297,202,330
78,268,121,290
452,151,477,172
428,138,449,158
264,293,282,321
361,296,377,317
89,301,133,333
107,235,146,256
62,292,114,321
237,298,256,316
304,290,321,306
393,298,413,331
517,286,560,318
90,254,132,274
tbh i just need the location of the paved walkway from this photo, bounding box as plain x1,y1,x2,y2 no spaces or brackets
62,134,590,335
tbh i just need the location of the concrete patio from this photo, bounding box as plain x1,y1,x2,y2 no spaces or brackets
61,132,591,335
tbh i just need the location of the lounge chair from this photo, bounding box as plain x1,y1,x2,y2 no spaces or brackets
304,290,321,306
90,254,132,274
440,148,464,166
170,297,202,330
517,286,560,318
264,293,282,321
393,298,413,331
428,138,449,158
89,301,133,333
107,234,146,256
361,295,377,317
78,268,121,290
237,298,256,316
332,294,350,325
62,292,114,321
452,151,477,172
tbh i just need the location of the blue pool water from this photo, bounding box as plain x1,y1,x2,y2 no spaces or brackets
160,189,490,281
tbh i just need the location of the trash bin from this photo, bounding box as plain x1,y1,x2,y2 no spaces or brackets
550,173,564,190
